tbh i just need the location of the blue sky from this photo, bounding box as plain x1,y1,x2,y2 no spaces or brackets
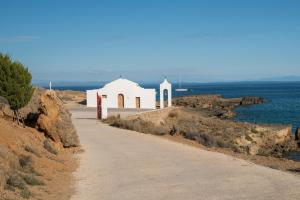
0,0,299,83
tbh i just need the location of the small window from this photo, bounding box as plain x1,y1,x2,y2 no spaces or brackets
102,95,107,98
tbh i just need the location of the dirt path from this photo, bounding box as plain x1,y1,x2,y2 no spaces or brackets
70,109,300,200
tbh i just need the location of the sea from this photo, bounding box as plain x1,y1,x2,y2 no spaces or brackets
54,81,300,161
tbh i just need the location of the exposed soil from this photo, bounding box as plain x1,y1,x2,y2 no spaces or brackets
0,118,79,200
0,89,81,200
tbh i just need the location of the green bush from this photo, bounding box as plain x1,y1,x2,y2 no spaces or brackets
20,188,31,199
6,174,26,190
23,174,44,186
0,54,33,124
43,140,58,155
105,116,170,136
24,145,40,157
19,155,32,171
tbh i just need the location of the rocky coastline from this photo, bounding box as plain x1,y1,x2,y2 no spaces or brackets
172,95,265,119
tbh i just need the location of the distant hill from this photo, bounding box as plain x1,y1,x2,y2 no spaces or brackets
32,80,105,87
257,76,300,82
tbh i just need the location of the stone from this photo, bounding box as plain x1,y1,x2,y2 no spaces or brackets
19,87,46,121
240,97,265,105
0,96,14,118
172,95,265,119
295,127,300,140
37,91,79,147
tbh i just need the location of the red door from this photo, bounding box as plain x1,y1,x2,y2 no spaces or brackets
97,93,102,119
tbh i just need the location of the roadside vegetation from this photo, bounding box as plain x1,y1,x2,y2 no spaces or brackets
0,54,33,125
0,54,79,199
104,107,296,157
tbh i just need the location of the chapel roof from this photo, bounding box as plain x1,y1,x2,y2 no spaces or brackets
103,78,142,89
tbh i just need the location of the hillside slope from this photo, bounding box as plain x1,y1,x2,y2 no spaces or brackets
0,89,79,200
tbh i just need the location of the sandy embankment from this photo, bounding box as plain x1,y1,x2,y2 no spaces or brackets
0,89,80,200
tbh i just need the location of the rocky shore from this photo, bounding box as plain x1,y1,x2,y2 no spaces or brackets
0,88,79,199
172,95,265,118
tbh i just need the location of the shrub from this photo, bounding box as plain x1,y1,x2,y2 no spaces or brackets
104,116,170,136
185,132,223,148
6,174,26,190
24,145,40,157
251,127,259,133
20,188,31,199
23,174,44,186
151,125,170,135
168,111,178,118
4,184,15,191
19,155,33,172
0,54,34,125
43,140,58,155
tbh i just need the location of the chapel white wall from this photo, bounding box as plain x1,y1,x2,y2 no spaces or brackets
86,79,156,109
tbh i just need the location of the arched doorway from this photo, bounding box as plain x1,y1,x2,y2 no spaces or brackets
118,94,124,108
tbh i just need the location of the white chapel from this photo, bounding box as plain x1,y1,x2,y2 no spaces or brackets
86,78,172,116
87,78,156,109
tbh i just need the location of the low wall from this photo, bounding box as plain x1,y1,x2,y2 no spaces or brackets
108,108,154,118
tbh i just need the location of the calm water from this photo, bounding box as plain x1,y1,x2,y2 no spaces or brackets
55,82,300,161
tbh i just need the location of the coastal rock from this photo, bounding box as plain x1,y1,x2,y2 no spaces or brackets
240,97,265,105
0,96,14,118
172,95,265,119
37,91,79,147
295,127,300,141
217,110,236,119
19,87,46,123
235,125,296,156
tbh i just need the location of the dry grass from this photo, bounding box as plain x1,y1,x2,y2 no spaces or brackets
19,155,34,173
104,113,239,149
23,174,44,186
24,145,41,157
6,174,26,190
0,116,77,200
43,140,58,155
104,116,170,136
20,188,31,199
104,107,296,157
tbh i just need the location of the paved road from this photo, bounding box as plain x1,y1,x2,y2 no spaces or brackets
70,109,300,200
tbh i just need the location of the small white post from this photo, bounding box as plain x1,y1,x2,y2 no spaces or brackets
49,81,52,91
160,89,164,109
102,98,108,119
168,88,172,107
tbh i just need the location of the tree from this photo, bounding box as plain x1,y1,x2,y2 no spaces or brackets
0,54,33,124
